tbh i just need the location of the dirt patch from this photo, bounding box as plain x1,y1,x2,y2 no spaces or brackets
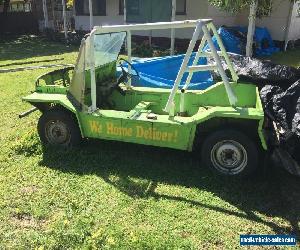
19,185,38,195
11,213,47,229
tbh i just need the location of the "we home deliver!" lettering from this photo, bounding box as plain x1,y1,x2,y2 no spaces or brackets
89,121,178,142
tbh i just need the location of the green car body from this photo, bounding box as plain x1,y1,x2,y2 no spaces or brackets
23,78,267,151
21,19,268,176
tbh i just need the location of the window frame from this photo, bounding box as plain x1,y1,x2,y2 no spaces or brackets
119,0,124,15
118,0,186,17
127,0,140,15
176,0,186,15
94,0,106,16
75,0,107,16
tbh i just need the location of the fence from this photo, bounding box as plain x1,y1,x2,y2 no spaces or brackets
0,12,38,34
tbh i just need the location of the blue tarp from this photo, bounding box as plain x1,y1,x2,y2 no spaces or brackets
116,26,280,90
203,26,280,56
117,53,213,90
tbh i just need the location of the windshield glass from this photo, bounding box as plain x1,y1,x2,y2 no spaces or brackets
85,32,126,69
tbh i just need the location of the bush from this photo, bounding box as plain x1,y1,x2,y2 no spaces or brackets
132,41,153,57
43,28,88,46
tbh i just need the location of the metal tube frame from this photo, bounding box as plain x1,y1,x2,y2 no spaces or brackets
170,0,176,55
202,24,238,106
88,19,238,113
167,21,238,114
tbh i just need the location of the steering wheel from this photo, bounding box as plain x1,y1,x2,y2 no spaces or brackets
113,59,140,96
118,58,140,80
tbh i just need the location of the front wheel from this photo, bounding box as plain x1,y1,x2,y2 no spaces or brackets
38,109,81,147
201,129,259,177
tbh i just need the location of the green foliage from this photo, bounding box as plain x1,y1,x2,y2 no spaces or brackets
132,41,154,57
66,0,73,9
208,0,252,12
208,0,280,18
153,48,177,57
132,41,178,57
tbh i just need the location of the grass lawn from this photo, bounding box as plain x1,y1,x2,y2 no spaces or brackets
267,48,300,68
0,35,300,249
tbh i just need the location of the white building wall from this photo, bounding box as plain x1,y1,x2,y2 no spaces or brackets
75,0,123,30
254,0,290,41
74,0,295,41
207,3,248,27
75,0,248,39
288,0,300,41
149,0,208,39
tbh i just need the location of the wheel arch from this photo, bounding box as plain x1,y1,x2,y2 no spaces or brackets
200,128,260,177
29,100,84,138
192,117,267,152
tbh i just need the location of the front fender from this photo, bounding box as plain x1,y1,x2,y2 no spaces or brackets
23,92,76,112
22,92,84,137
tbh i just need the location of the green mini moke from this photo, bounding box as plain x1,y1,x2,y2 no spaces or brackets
21,19,268,177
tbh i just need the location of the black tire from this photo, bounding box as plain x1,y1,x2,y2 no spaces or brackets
38,109,82,147
201,129,259,177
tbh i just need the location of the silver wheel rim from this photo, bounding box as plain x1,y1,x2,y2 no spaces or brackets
211,140,248,175
45,120,70,145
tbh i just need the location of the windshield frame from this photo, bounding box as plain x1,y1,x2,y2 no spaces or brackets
85,31,126,70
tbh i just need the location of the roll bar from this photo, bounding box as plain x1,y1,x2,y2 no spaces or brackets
88,19,238,115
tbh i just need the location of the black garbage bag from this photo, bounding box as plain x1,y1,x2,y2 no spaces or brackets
209,53,300,89
208,53,300,168
208,52,300,170
260,81,300,162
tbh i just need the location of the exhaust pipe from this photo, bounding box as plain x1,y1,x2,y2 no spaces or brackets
19,107,38,118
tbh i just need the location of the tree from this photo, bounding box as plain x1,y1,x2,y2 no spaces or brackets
208,0,275,57
208,0,273,17
66,0,73,9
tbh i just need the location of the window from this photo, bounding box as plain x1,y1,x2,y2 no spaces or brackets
93,0,106,15
75,0,106,16
119,0,124,15
10,2,31,12
127,0,140,15
176,0,186,15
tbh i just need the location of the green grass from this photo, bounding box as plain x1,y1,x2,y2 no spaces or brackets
0,35,300,249
265,48,300,68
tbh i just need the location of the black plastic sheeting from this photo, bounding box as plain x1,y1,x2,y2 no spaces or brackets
209,53,300,88
209,53,300,164
261,82,300,162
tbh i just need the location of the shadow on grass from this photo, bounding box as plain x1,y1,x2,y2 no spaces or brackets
36,138,300,237
0,35,77,62
0,58,64,68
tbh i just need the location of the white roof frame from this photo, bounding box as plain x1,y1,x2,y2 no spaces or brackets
88,19,238,114
91,19,213,34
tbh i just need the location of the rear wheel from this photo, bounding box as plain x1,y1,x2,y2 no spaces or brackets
38,109,81,147
201,129,259,177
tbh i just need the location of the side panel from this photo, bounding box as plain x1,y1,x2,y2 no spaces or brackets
78,112,193,150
